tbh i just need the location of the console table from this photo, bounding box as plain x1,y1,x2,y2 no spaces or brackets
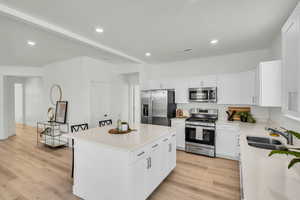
37,121,69,148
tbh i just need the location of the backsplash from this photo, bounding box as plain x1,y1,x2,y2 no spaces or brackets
177,103,273,122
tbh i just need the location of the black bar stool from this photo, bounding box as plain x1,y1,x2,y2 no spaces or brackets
70,123,88,178
99,119,112,127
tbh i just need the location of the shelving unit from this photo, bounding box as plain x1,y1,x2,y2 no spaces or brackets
37,121,69,148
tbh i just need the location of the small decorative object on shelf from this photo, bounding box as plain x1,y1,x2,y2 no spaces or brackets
37,121,69,148
47,107,55,122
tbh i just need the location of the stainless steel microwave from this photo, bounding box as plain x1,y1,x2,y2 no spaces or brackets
188,87,217,102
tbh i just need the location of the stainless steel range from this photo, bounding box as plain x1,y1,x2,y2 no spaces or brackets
185,108,218,157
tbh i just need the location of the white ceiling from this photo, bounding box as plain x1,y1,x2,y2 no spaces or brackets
0,0,299,66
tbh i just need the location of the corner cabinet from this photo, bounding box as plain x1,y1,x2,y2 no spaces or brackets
254,61,282,107
282,4,300,121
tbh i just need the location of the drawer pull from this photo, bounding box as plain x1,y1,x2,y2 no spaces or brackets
163,138,169,142
152,144,159,148
172,134,176,137
137,151,145,157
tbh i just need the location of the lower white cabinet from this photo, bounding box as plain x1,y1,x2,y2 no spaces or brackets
131,133,176,200
216,123,240,160
171,118,185,150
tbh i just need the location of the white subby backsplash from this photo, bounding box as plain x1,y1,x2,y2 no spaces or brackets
177,103,279,123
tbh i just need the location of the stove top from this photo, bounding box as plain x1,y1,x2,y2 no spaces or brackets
186,108,218,123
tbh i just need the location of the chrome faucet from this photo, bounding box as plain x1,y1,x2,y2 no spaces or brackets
266,127,293,145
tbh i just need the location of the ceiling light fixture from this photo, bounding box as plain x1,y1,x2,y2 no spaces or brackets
95,27,104,33
145,52,151,57
27,40,36,46
210,39,219,45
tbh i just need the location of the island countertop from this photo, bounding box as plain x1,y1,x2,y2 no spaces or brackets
66,123,175,152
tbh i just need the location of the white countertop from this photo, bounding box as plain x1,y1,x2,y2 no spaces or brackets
239,122,300,200
66,124,175,152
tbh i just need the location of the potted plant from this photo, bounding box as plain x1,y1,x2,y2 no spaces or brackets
269,130,300,169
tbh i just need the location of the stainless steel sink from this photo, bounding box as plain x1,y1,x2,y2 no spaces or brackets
246,136,287,150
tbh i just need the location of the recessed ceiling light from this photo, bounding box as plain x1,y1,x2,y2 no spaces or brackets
210,39,219,45
145,52,151,57
27,40,36,46
95,27,104,33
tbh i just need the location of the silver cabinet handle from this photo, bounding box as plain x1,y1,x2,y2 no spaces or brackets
152,144,159,148
163,138,168,142
172,134,176,137
137,151,145,157
146,157,150,169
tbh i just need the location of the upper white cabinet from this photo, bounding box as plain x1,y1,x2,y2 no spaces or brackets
254,61,282,107
217,71,255,105
188,75,217,88
282,4,300,120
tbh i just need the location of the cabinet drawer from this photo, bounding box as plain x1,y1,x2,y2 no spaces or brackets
131,146,149,163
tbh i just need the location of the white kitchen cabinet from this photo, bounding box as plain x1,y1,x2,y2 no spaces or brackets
217,71,255,105
174,80,189,103
216,123,240,160
168,133,177,171
189,75,217,88
254,61,282,107
171,118,186,150
132,149,149,200
148,141,163,194
282,5,300,121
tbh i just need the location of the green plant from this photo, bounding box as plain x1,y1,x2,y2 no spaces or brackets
236,111,256,123
269,130,300,169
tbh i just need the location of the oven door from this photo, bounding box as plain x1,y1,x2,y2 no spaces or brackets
185,125,215,146
189,89,209,102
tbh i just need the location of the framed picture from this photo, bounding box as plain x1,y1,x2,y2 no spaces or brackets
55,101,68,124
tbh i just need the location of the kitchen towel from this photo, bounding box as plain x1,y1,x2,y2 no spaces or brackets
195,127,203,140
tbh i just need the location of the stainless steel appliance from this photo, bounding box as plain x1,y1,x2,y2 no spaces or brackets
188,87,217,102
185,108,218,157
141,90,177,126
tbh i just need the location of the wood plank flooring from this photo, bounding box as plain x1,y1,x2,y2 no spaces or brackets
0,124,240,200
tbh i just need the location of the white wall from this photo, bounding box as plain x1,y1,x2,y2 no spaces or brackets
43,57,134,128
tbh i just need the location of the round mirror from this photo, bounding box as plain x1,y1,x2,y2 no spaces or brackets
50,84,62,105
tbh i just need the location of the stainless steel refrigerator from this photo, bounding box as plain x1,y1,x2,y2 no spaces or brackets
141,89,177,126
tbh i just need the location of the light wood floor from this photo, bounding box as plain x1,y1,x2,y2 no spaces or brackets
0,124,240,200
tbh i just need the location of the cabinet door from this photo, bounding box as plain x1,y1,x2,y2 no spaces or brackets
240,70,255,105
148,141,162,193
189,75,217,88
168,133,177,171
161,136,170,178
174,80,189,103
216,125,239,160
259,61,282,107
131,154,149,200
218,71,255,105
217,73,241,104
282,16,300,119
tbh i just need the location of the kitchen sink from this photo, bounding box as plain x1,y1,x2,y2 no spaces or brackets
246,136,287,150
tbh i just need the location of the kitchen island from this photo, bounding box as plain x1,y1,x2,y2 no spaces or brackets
68,124,176,200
